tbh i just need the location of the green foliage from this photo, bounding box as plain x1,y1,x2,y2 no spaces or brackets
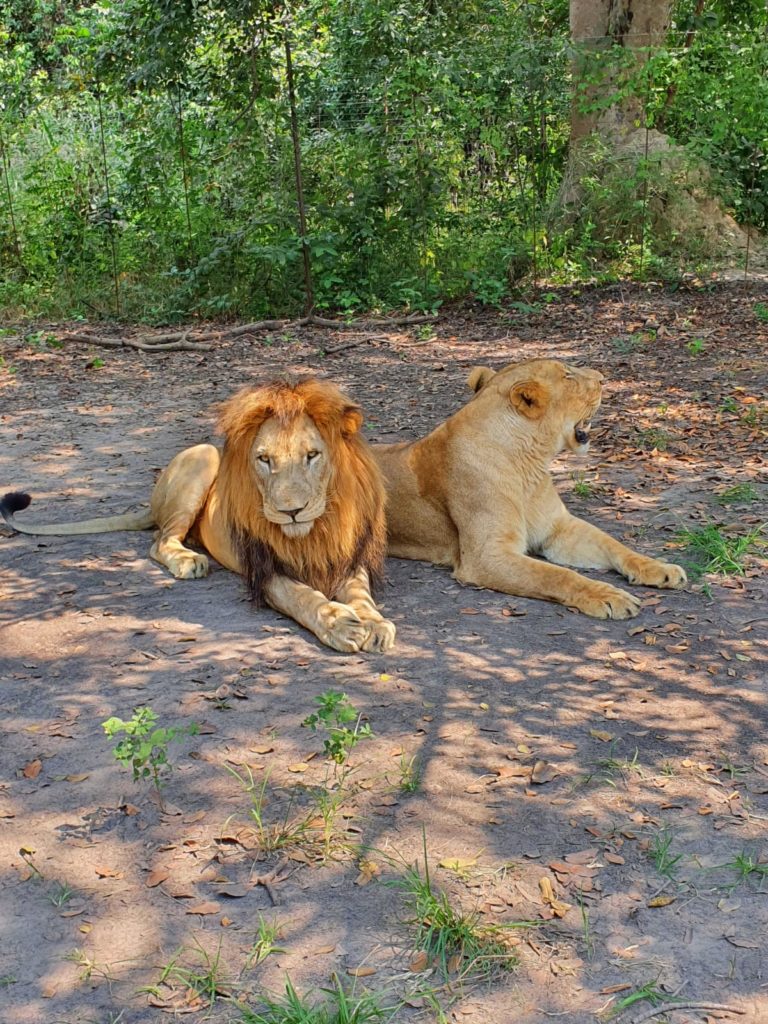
302,691,372,765
677,522,765,578
102,706,198,797
1,2,766,319
238,976,392,1024
716,483,759,505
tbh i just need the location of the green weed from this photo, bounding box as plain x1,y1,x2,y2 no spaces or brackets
302,691,372,766
686,337,705,355
727,851,768,887
677,523,765,578
754,302,768,322
145,941,230,1009
604,980,678,1019
637,427,670,451
571,472,594,498
237,976,392,1023
647,829,682,879
716,483,759,505
241,916,286,975
389,834,524,979
397,753,421,793
102,707,199,808
47,881,75,907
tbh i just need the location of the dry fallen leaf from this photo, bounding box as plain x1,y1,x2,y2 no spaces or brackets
22,758,42,779
287,763,309,773
530,760,560,785
145,869,169,888
538,876,572,917
409,950,429,972
347,966,377,977
589,729,614,743
95,866,124,879
647,895,676,908
65,773,90,783
185,901,221,916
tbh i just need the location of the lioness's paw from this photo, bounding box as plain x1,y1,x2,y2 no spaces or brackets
575,584,641,620
626,558,688,590
359,618,397,653
317,602,368,653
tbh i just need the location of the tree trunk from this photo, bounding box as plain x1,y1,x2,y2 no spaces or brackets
570,0,672,146
558,0,752,259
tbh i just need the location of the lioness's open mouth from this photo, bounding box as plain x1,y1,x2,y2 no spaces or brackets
574,420,592,445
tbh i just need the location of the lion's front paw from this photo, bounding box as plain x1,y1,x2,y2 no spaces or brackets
625,557,688,590
316,602,368,653
359,618,397,653
573,583,641,620
158,548,210,579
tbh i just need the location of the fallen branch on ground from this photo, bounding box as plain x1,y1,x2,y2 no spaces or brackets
51,311,438,353
630,1000,746,1023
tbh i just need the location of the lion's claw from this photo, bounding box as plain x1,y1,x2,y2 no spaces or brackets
576,584,641,620
317,602,369,652
360,618,397,653
626,559,687,590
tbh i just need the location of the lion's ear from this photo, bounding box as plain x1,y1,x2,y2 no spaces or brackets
510,380,548,419
340,404,364,437
466,366,495,393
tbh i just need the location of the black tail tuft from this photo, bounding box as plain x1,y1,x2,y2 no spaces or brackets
1,491,32,525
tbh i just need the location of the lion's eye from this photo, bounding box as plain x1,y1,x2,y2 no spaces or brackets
257,454,271,466
306,450,320,463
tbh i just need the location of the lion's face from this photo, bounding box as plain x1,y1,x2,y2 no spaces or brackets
467,359,603,455
251,413,333,538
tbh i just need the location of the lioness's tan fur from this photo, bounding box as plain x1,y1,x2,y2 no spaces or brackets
374,358,686,619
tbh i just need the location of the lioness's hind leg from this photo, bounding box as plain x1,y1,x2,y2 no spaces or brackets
149,444,220,580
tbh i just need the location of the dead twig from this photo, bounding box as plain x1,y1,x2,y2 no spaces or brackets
51,311,437,353
630,1001,746,1024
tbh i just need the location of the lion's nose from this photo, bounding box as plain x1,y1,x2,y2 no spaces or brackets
282,506,306,520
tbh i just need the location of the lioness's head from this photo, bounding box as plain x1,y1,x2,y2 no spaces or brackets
467,359,603,454
217,379,365,539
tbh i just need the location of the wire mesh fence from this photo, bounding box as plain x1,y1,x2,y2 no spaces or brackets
1,22,766,322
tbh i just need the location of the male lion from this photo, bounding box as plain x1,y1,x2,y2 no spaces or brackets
1,379,396,652
374,358,686,619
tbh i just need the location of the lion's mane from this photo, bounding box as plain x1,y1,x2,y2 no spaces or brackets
216,379,387,604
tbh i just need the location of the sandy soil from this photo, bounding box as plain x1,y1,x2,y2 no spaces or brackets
1,283,766,1024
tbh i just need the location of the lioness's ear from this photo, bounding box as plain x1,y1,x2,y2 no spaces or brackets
466,366,495,393
510,380,547,419
340,404,364,437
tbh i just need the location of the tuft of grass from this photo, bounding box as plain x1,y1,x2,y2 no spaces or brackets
237,976,392,1023
647,829,682,879
754,301,768,322
145,940,231,1009
715,483,759,505
47,881,75,907
389,833,523,979
637,427,670,451
686,337,705,355
603,980,679,1019
727,851,768,887
596,748,643,785
397,753,421,793
241,916,286,975
677,523,765,578
571,472,594,498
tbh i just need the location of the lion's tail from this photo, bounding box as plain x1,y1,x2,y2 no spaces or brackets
0,491,155,536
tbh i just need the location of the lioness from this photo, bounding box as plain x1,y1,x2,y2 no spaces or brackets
1,379,396,653
374,359,686,619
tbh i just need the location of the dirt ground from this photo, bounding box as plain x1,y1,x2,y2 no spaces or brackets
1,283,767,1024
